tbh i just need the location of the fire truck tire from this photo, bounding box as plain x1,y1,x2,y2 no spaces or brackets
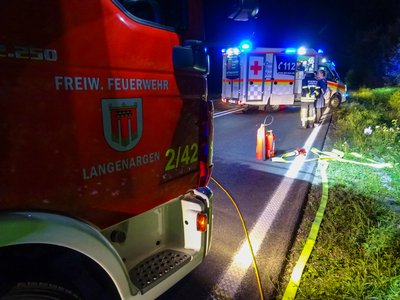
329,96,341,108
0,282,81,300
0,245,121,300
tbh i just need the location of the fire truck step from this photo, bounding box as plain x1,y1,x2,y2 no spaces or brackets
129,249,191,294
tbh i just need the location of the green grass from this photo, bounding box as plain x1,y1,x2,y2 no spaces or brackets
295,161,400,299
278,87,400,300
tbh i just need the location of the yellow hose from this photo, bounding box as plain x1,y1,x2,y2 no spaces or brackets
211,177,265,300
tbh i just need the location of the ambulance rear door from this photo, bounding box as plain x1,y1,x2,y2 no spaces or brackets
263,53,273,104
223,53,242,103
270,54,296,105
246,54,265,102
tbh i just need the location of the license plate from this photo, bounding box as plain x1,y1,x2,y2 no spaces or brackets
229,100,237,104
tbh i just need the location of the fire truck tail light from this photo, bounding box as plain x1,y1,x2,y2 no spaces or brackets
197,213,208,232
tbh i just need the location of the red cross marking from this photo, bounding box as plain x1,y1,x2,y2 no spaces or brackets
250,60,262,75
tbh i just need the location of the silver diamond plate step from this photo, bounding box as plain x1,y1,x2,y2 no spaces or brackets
129,249,191,294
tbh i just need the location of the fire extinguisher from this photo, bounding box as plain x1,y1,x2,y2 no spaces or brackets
256,115,275,160
265,129,275,159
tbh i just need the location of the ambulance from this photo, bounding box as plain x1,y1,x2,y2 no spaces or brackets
0,1,257,299
222,46,347,110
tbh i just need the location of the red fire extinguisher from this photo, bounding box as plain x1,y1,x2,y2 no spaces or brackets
265,129,275,159
256,115,275,160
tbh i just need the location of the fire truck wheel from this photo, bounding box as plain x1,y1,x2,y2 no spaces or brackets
0,282,81,300
329,96,341,108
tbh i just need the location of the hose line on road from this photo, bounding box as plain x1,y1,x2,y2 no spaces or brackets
282,160,330,300
210,177,265,300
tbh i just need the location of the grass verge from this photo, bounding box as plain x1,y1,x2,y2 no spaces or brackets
278,88,400,299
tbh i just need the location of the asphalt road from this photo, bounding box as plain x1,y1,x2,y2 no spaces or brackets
159,100,331,300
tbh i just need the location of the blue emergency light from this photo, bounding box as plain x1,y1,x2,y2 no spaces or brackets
318,49,324,54
285,48,296,54
239,40,253,52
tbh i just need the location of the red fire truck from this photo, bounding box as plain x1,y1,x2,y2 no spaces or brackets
0,1,257,299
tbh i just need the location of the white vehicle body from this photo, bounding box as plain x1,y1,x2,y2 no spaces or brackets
222,47,347,109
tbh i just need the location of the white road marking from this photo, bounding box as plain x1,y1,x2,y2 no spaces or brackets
211,108,330,299
214,107,244,118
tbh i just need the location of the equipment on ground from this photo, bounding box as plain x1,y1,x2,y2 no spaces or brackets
256,115,275,160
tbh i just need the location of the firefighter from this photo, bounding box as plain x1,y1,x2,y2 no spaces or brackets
315,69,328,124
300,72,320,128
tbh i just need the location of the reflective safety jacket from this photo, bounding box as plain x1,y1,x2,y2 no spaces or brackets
301,76,320,102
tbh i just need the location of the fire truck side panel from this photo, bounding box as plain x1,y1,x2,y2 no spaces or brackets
0,0,213,298
0,0,204,228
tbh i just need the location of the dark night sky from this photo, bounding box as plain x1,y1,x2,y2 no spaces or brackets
204,0,400,92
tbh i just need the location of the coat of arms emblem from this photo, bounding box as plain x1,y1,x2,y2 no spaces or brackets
102,98,143,151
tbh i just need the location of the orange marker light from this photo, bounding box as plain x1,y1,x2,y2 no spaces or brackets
196,213,208,232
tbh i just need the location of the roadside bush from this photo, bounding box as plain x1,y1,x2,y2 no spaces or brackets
351,87,374,101
369,120,400,156
333,104,381,151
351,87,400,115
389,90,400,120
334,88,400,157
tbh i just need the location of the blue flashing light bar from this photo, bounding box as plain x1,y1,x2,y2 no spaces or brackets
239,40,253,52
318,49,324,54
285,48,296,54
221,48,226,53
